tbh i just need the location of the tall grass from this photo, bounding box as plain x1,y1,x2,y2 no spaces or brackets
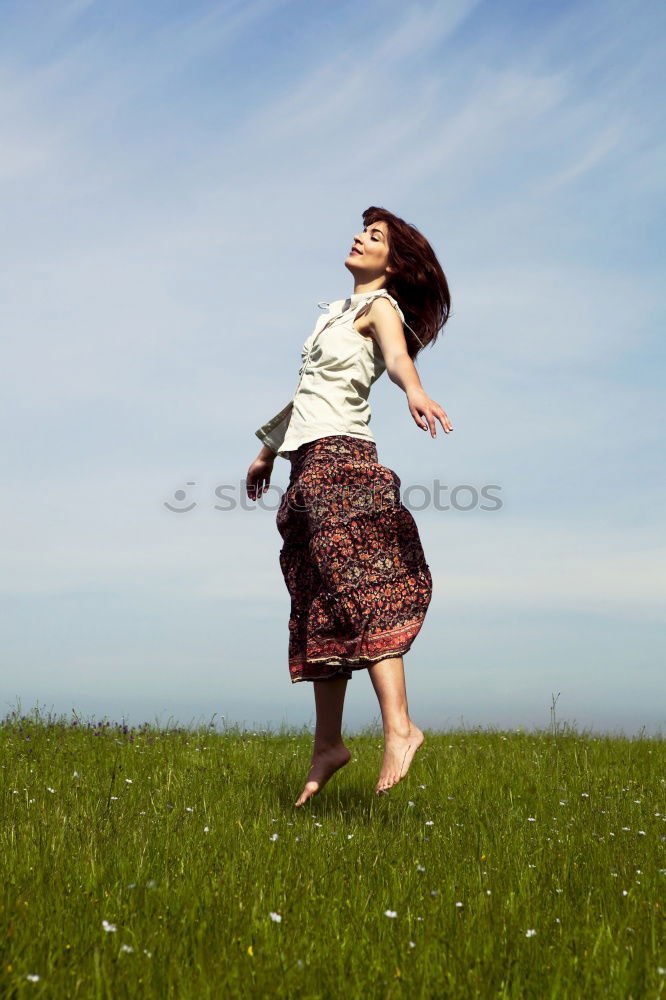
1,703,664,998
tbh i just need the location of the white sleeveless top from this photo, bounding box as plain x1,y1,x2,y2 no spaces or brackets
254,289,405,460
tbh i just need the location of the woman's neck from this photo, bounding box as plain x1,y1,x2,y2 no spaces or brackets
352,280,387,296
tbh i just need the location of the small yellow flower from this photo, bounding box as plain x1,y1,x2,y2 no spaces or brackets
481,854,486,860
247,946,253,957
395,967,401,978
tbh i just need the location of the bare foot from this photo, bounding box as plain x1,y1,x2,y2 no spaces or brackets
376,723,424,795
294,743,352,808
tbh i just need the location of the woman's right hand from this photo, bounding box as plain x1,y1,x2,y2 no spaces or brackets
246,451,275,501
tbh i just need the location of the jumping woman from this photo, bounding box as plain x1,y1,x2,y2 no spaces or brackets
246,206,452,807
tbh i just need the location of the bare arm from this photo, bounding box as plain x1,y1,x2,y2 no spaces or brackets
366,297,453,438
247,400,294,501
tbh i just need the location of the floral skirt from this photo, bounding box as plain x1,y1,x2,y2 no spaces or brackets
276,435,433,683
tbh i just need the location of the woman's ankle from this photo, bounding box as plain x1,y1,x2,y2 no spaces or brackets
313,738,347,753
383,719,413,739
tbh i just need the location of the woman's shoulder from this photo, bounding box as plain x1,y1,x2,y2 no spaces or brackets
358,289,405,324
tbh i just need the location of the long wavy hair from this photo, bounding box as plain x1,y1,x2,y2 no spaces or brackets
362,206,451,361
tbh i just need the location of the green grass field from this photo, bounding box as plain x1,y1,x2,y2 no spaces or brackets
1,705,664,998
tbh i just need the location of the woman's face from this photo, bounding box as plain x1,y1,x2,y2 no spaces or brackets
345,219,391,282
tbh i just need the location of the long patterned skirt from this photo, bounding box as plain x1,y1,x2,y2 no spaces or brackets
276,435,433,683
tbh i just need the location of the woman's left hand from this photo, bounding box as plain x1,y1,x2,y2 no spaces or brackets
407,388,453,437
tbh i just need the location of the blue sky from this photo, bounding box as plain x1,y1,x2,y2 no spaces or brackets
2,0,664,736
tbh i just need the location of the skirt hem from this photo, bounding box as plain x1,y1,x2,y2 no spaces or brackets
288,637,422,684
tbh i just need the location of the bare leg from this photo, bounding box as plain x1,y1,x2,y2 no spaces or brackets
367,656,424,795
294,676,352,808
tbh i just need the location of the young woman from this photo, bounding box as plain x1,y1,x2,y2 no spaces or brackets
246,206,452,807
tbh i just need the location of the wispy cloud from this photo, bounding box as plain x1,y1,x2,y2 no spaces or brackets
1,0,664,730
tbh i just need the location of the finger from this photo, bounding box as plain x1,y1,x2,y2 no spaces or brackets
432,408,452,432
409,408,423,428
417,407,436,436
430,402,452,433
440,409,453,431
412,407,428,430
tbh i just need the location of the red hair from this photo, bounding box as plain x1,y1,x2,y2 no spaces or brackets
362,206,452,360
